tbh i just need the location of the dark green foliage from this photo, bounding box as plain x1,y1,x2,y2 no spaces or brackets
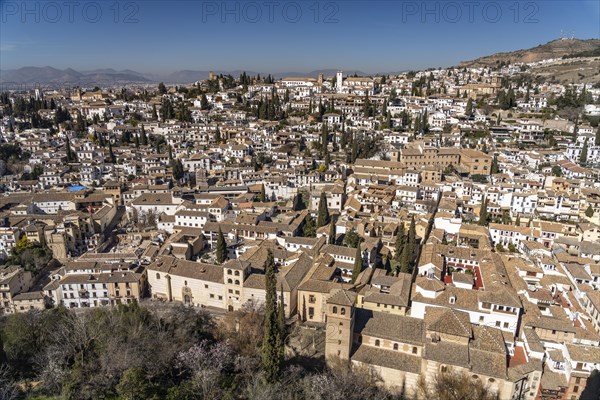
352,246,362,283
302,215,317,238
216,227,227,264
261,250,283,383
479,196,489,226
172,159,184,181
343,229,362,249
328,221,336,245
316,192,330,228
585,204,594,218
580,139,588,165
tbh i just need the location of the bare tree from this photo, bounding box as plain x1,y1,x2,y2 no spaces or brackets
416,370,499,400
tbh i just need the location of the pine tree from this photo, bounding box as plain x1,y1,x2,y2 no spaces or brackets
328,221,336,245
351,246,362,283
216,227,227,264
580,139,588,165
316,192,330,228
479,196,489,226
262,250,283,383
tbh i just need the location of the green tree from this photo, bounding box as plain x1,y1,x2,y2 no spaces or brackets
394,223,405,264
580,139,588,165
585,204,594,218
551,165,562,177
302,215,316,237
116,367,152,400
262,250,283,383
515,215,521,226
595,126,600,146
316,192,330,228
108,141,116,164
140,125,148,146
465,98,473,116
479,196,489,226
351,246,362,283
216,227,227,264
259,184,266,202
200,94,209,110
172,159,184,181
399,240,410,273
328,221,336,245
158,82,167,95
343,229,362,249
490,155,499,174
406,216,416,269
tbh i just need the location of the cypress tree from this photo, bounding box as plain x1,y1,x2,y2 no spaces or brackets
351,246,362,283
259,184,266,202
262,250,283,383
140,125,148,146
580,139,588,165
108,141,116,164
515,214,521,227
595,126,600,147
277,286,285,359
216,227,227,264
407,216,416,270
394,223,405,262
479,196,489,226
400,240,410,273
316,192,330,228
328,221,336,245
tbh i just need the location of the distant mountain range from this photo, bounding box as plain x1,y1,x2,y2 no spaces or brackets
4,38,598,87
458,38,600,67
0,66,370,86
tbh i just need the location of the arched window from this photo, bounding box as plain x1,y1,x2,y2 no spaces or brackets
184,280,188,286
234,270,240,276
156,273,160,280
227,279,233,284
340,307,346,315
333,306,338,314
393,343,399,350
235,280,240,285
227,270,232,275
375,339,380,347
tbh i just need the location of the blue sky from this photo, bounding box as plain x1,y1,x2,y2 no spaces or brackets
1,0,599,74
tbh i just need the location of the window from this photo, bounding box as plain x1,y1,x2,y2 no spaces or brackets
393,343,399,350
227,270,232,275
184,280,188,286
234,270,240,276
333,306,338,314
412,346,418,354
235,280,240,285
575,377,581,384
205,284,209,289
340,307,346,315
375,339,380,347
156,273,160,279
210,294,214,298
228,279,232,284
573,386,578,393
